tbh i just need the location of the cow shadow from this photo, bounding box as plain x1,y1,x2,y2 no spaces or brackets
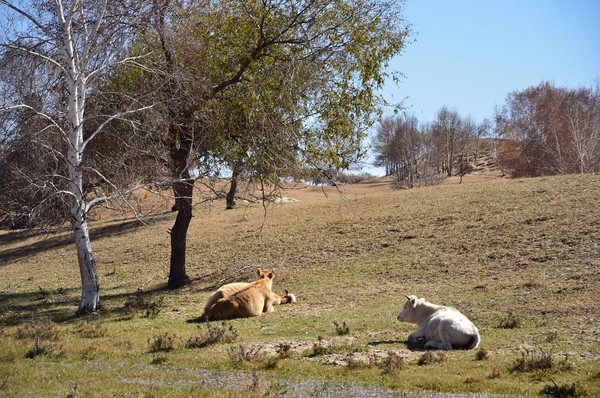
368,338,428,351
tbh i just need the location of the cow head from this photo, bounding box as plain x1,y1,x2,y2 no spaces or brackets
257,269,275,280
397,295,419,322
283,289,297,304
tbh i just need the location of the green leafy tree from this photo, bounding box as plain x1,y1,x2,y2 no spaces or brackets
112,0,411,288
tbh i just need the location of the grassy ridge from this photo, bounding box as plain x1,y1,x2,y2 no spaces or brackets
1,174,599,397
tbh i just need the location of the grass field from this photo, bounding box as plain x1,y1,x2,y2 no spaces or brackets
1,174,599,397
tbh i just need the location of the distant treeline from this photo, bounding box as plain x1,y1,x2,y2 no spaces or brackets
373,81,600,186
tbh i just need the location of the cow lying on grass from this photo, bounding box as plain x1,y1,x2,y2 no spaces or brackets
397,295,480,350
201,269,296,321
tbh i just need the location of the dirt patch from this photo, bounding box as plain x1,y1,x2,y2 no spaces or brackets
309,348,419,367
246,338,422,367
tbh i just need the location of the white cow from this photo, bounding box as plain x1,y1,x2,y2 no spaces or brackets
397,295,480,350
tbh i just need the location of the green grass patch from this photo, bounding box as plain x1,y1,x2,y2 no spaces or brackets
1,175,599,396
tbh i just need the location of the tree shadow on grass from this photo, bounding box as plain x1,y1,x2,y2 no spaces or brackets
0,214,171,267
0,283,170,328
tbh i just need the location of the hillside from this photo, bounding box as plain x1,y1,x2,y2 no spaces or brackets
0,174,599,397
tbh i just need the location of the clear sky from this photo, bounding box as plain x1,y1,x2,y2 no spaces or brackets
358,0,600,175
383,0,600,124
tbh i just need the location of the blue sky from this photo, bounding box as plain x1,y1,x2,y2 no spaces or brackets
358,0,600,175
382,0,600,124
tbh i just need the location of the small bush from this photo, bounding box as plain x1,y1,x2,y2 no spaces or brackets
264,356,281,370
541,379,585,397
150,355,168,365
417,351,446,366
36,287,51,301
488,368,502,379
17,321,64,359
185,322,238,349
148,333,175,353
14,321,57,341
475,348,490,361
380,352,405,377
66,382,78,398
276,343,292,359
511,346,569,372
333,321,350,336
25,335,64,359
76,320,107,338
306,337,331,357
498,310,522,329
123,293,162,318
228,344,263,364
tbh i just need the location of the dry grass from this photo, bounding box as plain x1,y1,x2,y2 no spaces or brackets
0,174,599,397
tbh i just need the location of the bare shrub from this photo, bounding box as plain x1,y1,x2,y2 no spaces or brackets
276,343,292,359
15,321,64,359
541,379,586,397
148,333,175,353
185,322,239,349
417,351,446,366
76,321,107,338
14,321,57,341
123,292,163,318
498,310,522,329
475,348,490,361
333,321,350,336
511,346,571,373
25,335,64,359
380,352,405,377
228,344,263,364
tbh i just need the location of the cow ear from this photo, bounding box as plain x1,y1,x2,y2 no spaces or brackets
409,296,417,306
267,271,274,279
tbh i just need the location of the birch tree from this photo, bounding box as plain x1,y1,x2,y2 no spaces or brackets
0,1,151,315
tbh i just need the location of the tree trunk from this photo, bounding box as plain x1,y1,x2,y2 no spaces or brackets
226,168,239,210
74,216,100,315
168,179,193,289
166,123,194,290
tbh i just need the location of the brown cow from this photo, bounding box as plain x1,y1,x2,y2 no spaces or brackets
201,269,296,321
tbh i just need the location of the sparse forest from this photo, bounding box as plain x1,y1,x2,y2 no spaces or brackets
373,81,600,186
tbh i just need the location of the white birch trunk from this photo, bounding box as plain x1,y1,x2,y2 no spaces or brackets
59,2,101,315
73,210,100,315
